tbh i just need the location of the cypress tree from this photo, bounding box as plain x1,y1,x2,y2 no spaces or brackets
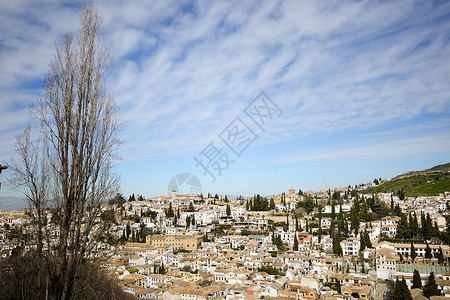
423,272,441,298
421,211,426,235
425,213,433,239
293,232,298,251
394,203,401,216
126,223,131,238
168,202,174,217
438,247,445,265
365,230,372,249
412,269,422,289
401,277,412,300
393,277,412,300
412,212,419,237
318,207,322,243
397,214,410,239
269,198,275,210
434,221,441,238
411,242,416,261
425,242,432,259
120,229,126,243
361,229,368,251
261,197,268,211
331,201,336,220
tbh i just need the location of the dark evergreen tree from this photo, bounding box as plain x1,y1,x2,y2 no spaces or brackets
411,212,419,238
269,198,275,210
424,213,433,239
226,204,231,216
332,231,343,256
398,189,405,201
167,202,174,218
421,211,426,236
338,203,344,233
394,203,401,216
390,194,394,211
120,229,126,243
126,223,131,238
331,201,336,220
425,242,432,259
392,277,412,300
434,221,441,239
396,214,410,239
318,207,323,243
361,229,371,251
401,277,412,300
423,272,441,298
350,206,360,235
188,202,195,212
438,247,445,265
261,197,268,211
412,269,422,289
411,242,417,261
293,232,298,251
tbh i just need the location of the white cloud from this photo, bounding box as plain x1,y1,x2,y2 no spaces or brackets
0,0,449,167
271,130,450,165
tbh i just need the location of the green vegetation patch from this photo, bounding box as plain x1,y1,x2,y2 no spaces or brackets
367,173,450,196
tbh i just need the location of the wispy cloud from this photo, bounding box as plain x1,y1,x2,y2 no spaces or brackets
271,130,450,165
1,0,449,197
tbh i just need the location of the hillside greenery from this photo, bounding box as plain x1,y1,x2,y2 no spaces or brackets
366,172,450,196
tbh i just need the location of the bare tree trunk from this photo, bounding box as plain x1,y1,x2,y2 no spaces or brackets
9,3,121,300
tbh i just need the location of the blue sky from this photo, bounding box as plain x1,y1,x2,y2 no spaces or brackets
1,0,450,201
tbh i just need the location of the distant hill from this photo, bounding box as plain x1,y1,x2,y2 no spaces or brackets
368,163,450,197
392,163,450,180
0,197,27,212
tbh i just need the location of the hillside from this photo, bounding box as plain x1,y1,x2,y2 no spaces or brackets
392,162,450,180
367,163,450,197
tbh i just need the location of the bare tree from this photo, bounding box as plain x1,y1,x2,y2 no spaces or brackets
8,2,122,299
